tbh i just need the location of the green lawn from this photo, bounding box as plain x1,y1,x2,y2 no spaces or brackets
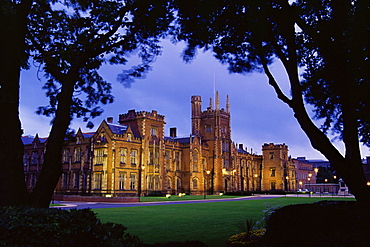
93,197,354,247
139,194,241,202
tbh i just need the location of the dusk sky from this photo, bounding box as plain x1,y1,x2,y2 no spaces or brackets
19,39,370,160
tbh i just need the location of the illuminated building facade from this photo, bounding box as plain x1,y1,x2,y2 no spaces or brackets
23,93,297,197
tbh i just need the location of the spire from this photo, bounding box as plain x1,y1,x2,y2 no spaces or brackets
216,91,220,110
226,95,230,113
209,97,213,110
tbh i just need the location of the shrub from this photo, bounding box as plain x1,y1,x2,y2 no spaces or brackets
224,191,253,196
147,191,163,197
263,201,370,247
0,206,143,247
228,229,266,246
145,240,207,246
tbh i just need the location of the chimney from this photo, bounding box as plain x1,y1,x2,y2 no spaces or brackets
239,144,244,150
107,117,113,123
170,128,177,138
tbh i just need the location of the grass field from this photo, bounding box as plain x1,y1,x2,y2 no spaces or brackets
139,195,242,202
93,197,354,247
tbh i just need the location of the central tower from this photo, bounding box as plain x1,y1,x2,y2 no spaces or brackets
191,92,232,193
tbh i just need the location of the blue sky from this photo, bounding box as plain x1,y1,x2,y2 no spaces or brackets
19,40,370,159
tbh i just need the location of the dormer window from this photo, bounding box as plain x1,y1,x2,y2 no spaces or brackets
127,133,132,142
100,134,106,143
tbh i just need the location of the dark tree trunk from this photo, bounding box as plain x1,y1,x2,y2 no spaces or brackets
276,11,370,206
30,81,75,208
0,0,32,206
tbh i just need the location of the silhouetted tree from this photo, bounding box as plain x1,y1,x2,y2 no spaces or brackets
172,0,370,204
27,0,172,208
0,0,33,206
0,0,173,207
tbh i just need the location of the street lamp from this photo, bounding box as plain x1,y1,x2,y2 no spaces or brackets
233,169,237,192
253,174,258,191
138,165,145,202
308,173,312,196
286,176,289,191
204,170,210,199
324,178,328,194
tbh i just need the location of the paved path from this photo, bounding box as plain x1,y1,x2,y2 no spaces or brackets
51,194,355,210
51,195,284,210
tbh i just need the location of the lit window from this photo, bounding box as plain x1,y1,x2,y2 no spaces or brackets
119,148,127,164
130,173,136,190
150,127,157,136
192,178,198,189
193,151,198,171
94,172,102,190
119,172,126,190
270,168,276,177
130,149,137,165
148,175,153,190
154,176,160,190
95,149,106,165
74,147,82,162
63,149,70,163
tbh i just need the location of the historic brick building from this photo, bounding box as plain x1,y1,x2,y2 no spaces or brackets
23,93,297,197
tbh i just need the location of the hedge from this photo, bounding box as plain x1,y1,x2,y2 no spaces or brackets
0,207,143,247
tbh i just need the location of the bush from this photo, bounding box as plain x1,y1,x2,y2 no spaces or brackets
228,229,266,246
147,191,163,197
263,201,370,247
224,191,253,196
145,240,207,246
0,206,143,247
254,190,286,195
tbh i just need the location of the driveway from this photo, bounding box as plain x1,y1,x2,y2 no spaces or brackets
51,195,284,210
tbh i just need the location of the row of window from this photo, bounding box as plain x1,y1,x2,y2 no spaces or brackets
62,147,91,163
23,151,43,166
57,171,186,192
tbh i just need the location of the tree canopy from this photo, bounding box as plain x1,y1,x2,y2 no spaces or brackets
0,0,173,207
172,0,370,203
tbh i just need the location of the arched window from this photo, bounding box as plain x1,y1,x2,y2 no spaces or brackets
176,177,181,190
167,177,172,190
192,150,198,172
192,178,198,190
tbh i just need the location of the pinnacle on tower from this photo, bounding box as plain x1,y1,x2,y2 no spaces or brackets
216,91,220,110
226,95,230,113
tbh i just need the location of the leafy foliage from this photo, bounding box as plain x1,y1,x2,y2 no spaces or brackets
171,0,370,203
172,0,370,146
228,228,266,246
0,207,143,247
263,201,370,247
28,0,174,128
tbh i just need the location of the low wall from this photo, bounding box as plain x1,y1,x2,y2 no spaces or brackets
53,195,139,203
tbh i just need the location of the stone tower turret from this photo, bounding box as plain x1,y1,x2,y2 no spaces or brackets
191,95,202,136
